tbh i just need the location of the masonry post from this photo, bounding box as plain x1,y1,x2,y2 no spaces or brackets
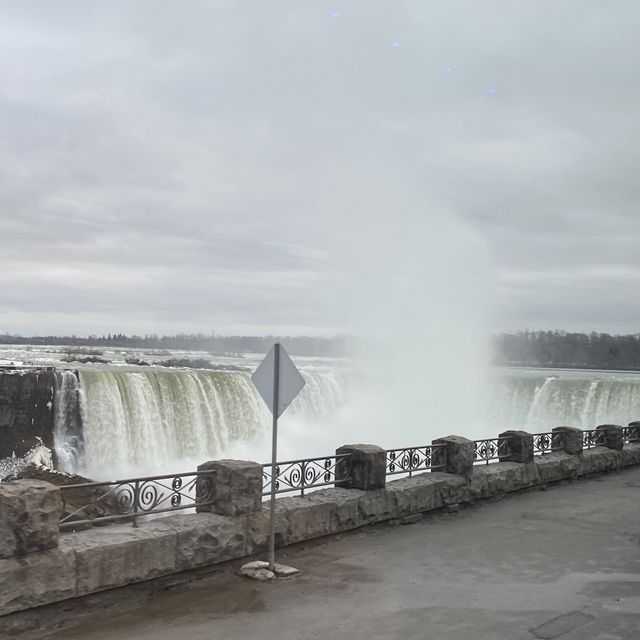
335,444,386,490
595,424,624,451
431,436,474,476
196,459,263,516
499,430,534,463
0,480,63,559
552,426,583,455
628,421,640,442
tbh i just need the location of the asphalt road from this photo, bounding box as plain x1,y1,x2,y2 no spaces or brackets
42,467,640,640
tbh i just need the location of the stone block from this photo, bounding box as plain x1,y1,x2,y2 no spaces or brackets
150,513,246,571
385,474,445,516
596,424,624,451
499,430,534,463
0,548,76,616
535,452,580,484
64,525,178,596
620,443,640,467
577,447,622,476
335,444,386,490
196,459,263,516
431,436,474,476
552,426,583,455
244,501,291,556
281,494,340,544
0,480,63,559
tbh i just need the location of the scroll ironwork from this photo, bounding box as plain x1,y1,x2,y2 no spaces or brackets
473,437,510,464
533,431,565,455
59,470,215,530
262,454,351,497
385,444,446,477
582,429,606,449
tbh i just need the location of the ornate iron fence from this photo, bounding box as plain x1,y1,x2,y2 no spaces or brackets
622,425,640,444
533,431,565,455
473,437,510,464
59,470,215,530
262,454,351,497
582,429,606,450
386,444,447,477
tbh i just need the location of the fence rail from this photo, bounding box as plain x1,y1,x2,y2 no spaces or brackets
622,425,640,444
57,425,640,530
473,437,510,464
59,470,214,530
261,454,350,497
582,429,606,450
533,431,565,455
386,444,447,477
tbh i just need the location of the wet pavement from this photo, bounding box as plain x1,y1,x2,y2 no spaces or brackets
41,467,640,640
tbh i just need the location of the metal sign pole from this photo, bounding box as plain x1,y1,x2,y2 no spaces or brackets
268,342,280,572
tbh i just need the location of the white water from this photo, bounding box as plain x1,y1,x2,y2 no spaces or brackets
490,368,640,432
49,363,640,480
55,366,349,478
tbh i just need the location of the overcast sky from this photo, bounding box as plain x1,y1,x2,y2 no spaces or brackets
1,1,639,337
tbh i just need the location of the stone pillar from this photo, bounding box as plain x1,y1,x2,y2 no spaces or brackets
552,426,583,455
431,436,474,476
335,444,386,490
595,424,624,450
499,430,534,463
196,459,263,516
0,480,63,559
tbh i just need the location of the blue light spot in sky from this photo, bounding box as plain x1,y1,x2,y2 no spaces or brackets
390,41,401,48
443,66,453,73
487,87,497,94
330,11,340,18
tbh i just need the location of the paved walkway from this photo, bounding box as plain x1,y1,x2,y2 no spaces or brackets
43,467,640,640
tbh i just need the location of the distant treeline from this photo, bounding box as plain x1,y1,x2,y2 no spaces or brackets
0,332,350,357
493,331,640,370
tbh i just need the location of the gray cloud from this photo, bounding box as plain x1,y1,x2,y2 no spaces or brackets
1,1,639,336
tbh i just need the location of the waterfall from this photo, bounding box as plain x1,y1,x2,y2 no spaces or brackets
53,370,84,473
55,367,348,477
490,369,640,432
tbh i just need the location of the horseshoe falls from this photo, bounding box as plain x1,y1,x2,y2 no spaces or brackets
52,365,640,480
490,368,640,433
54,367,348,478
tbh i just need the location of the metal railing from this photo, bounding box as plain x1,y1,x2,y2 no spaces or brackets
59,470,215,530
582,429,606,450
261,454,351,497
473,437,510,464
386,444,447,477
622,425,640,444
533,431,565,455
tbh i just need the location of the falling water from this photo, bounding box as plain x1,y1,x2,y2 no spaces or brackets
58,367,348,477
490,368,640,432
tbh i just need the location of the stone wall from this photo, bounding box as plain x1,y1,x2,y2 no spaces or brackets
1,439,639,619
0,369,55,459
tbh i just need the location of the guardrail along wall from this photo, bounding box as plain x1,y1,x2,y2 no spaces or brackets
1,422,639,619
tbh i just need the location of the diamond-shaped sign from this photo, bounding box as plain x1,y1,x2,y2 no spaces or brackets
251,344,305,418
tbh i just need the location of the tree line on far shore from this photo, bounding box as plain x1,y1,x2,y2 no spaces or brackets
4,330,640,370
493,330,640,370
0,332,350,358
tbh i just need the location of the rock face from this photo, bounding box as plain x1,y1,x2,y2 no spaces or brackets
0,480,63,559
0,369,55,459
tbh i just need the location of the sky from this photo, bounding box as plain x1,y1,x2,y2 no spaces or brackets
1,1,639,337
